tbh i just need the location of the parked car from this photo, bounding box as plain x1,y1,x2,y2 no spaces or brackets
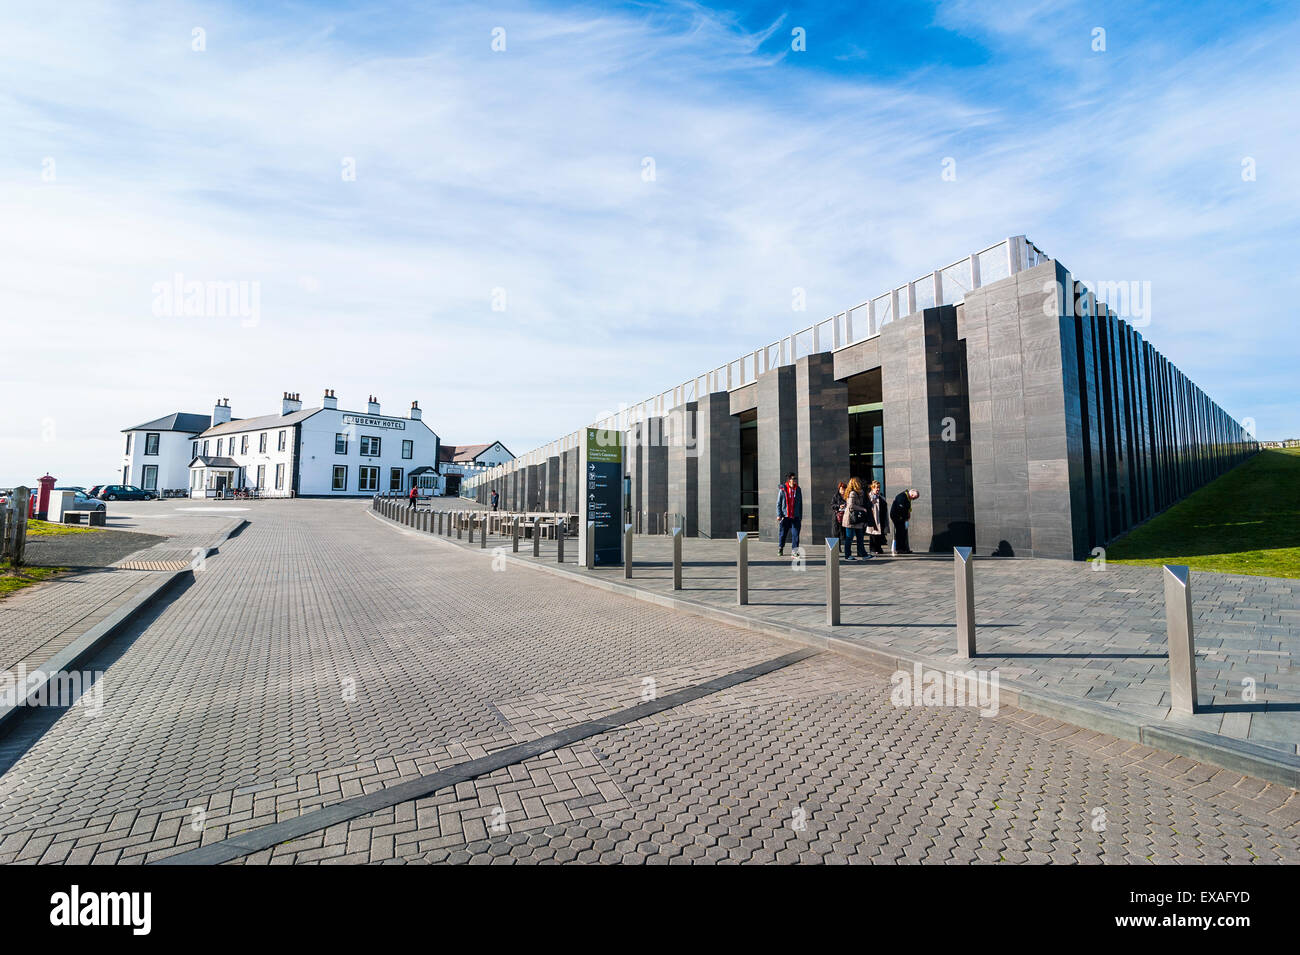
98,484,155,501
54,487,106,511
87,485,104,498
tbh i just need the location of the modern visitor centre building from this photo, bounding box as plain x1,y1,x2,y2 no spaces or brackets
464,237,1257,561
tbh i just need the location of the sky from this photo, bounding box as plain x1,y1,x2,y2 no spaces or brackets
2,0,1298,486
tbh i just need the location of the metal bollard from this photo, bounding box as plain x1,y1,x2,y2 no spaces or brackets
468,514,475,543
585,521,595,569
512,516,520,553
438,511,444,535
457,513,463,540
954,547,976,658
533,520,541,557
736,532,749,605
825,537,841,625
1163,565,1198,714
671,527,683,589
480,515,487,549
624,524,634,579
557,521,565,562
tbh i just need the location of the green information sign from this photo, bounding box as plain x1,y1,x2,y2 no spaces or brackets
585,428,624,564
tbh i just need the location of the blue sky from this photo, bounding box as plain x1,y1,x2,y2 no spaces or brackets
2,0,1298,484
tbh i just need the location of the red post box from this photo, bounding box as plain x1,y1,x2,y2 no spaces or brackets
36,474,56,521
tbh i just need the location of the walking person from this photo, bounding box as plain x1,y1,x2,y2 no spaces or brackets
890,487,920,554
830,481,849,554
841,476,871,560
867,480,888,554
490,489,499,511
776,472,802,557
408,484,419,509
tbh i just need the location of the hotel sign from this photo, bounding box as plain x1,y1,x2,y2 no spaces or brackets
341,414,405,430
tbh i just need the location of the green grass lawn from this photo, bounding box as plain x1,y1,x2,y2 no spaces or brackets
1106,448,1300,578
0,561,66,599
25,519,103,537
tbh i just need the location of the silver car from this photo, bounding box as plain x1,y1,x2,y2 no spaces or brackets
54,487,107,511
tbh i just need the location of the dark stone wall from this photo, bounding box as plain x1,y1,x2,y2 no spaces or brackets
666,401,698,535
795,352,849,543
756,365,798,542
696,391,740,538
880,304,975,552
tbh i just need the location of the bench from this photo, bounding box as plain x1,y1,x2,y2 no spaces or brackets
62,509,107,527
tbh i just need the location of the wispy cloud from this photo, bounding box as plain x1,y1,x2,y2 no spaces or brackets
1,0,1297,483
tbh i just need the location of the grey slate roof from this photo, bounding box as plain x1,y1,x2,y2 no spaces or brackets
195,408,321,438
190,456,240,468
123,412,213,434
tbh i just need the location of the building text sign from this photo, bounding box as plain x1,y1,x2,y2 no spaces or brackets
341,414,405,430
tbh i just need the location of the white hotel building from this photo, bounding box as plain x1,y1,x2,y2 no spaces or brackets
122,391,443,497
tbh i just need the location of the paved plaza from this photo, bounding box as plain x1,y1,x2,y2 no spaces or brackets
0,499,1297,864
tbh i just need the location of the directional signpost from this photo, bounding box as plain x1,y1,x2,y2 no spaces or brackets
580,427,624,567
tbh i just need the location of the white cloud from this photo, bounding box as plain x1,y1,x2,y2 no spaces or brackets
2,0,1297,485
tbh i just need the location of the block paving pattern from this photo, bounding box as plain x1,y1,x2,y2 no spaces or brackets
0,499,1296,865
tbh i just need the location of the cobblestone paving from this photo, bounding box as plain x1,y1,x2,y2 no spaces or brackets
0,499,1296,865
428,521,1300,752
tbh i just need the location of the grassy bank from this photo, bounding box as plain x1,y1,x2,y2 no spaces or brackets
0,561,66,599
1106,448,1300,578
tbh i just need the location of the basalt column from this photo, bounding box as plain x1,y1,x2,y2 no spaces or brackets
665,401,698,536
756,364,798,543
696,391,741,538
795,352,848,544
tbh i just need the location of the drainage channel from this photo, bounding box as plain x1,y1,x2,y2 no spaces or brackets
156,647,821,865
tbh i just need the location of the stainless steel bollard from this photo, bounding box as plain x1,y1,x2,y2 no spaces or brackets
457,513,463,539
557,521,565,562
954,547,976,658
671,527,683,590
624,524,634,579
825,537,841,625
585,521,595,569
468,514,475,543
736,532,749,605
1163,565,1198,714
512,516,520,553
533,520,541,557
480,515,487,549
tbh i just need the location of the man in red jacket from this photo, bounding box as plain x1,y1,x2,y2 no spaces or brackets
408,485,419,509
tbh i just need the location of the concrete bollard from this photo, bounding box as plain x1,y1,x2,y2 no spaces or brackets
1163,565,1198,714
557,521,565,562
954,547,976,658
736,532,749,605
624,524,634,579
671,527,683,590
512,516,520,553
585,521,595,569
825,537,841,626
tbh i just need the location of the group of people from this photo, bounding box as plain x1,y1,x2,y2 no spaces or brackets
776,472,920,561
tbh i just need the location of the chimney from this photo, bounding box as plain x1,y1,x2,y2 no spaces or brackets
410,400,421,421
212,398,232,426
282,391,302,415
323,388,337,411
368,395,381,415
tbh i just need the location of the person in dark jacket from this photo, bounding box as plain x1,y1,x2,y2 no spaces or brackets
830,481,848,554
490,489,499,511
890,487,920,553
776,472,802,556
408,485,419,509
866,480,889,554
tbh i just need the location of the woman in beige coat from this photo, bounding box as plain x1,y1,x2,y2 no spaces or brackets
841,476,872,561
